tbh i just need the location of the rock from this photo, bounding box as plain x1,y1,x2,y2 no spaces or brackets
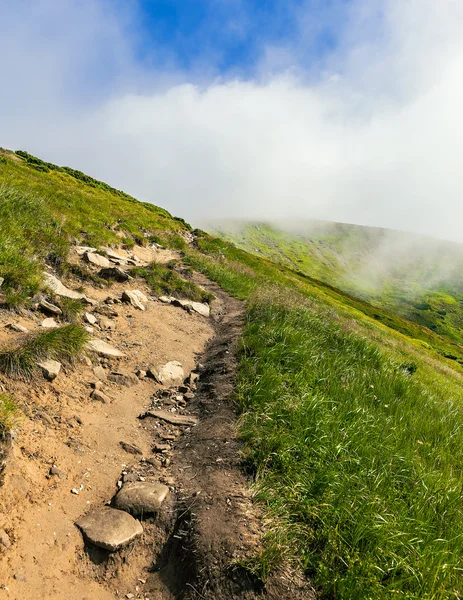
99,317,115,331
84,313,97,325
71,488,80,495
75,246,97,256
39,299,62,315
189,302,210,317
136,369,147,379
158,296,172,304
178,385,189,393
98,267,130,282
121,290,145,311
187,372,200,385
38,359,61,381
0,529,11,549
43,272,86,300
184,392,195,400
41,317,59,329
155,361,184,386
84,252,111,269
153,444,170,453
84,326,94,334
93,365,107,380
75,507,143,551
108,372,138,387
6,322,29,333
87,339,125,358
140,410,198,427
13,573,26,582
131,290,148,303
123,473,138,484
113,482,169,516
90,390,111,404
120,441,142,455
0,277,4,288
91,381,103,390
50,466,67,479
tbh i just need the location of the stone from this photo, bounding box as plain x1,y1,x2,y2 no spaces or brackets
91,381,103,390
153,444,170,453
120,441,142,455
155,361,184,386
140,410,198,427
43,272,86,300
108,372,138,387
93,365,107,380
158,296,172,304
121,290,145,311
131,290,148,303
184,392,195,400
84,312,97,325
90,390,111,404
39,299,62,315
41,317,59,329
84,326,94,334
113,481,169,516
6,322,28,333
0,529,11,549
0,277,4,287
38,359,61,381
50,466,67,479
75,246,97,256
189,302,210,317
98,267,130,282
187,372,200,385
87,339,125,358
136,370,147,379
75,507,143,551
13,573,26,582
84,252,111,269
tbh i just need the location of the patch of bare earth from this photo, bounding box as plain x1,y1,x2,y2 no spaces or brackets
0,252,315,599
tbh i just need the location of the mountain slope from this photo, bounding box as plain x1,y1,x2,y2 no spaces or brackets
2,149,463,598
205,220,463,344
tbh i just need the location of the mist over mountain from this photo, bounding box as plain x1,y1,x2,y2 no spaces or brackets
205,219,463,342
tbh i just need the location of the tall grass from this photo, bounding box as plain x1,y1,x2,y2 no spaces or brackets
237,290,463,599
0,324,90,378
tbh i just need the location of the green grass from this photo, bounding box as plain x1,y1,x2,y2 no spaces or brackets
0,393,18,432
0,148,190,307
58,297,86,323
131,260,213,303
184,235,463,598
0,324,90,378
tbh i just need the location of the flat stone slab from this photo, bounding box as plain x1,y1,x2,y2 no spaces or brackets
75,507,143,551
6,322,29,333
39,299,62,315
108,371,138,387
189,302,210,317
43,272,86,300
140,409,198,427
99,267,131,282
84,251,111,268
155,361,184,385
113,482,169,516
87,339,125,358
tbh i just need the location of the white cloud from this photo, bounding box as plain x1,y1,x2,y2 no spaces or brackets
1,0,463,241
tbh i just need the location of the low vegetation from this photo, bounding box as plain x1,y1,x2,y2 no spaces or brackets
0,393,18,432
185,236,463,599
131,261,213,303
0,325,90,378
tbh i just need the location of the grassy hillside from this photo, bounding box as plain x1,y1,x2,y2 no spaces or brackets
4,148,463,597
206,220,463,345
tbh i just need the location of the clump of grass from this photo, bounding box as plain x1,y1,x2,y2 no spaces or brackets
58,297,86,323
0,324,90,378
132,261,213,303
0,393,18,432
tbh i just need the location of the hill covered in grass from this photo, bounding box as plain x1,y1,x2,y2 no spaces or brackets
3,148,463,597
205,220,463,345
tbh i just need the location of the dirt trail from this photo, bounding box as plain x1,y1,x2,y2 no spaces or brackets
0,253,315,599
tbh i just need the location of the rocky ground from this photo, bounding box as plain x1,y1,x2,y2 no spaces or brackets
0,245,314,600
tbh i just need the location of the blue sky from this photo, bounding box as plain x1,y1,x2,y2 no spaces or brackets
132,0,351,76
